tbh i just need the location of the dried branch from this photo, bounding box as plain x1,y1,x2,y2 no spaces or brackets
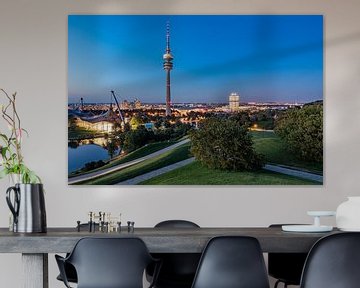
0,88,39,183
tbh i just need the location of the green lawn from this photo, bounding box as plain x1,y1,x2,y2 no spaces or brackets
251,131,323,174
140,161,320,185
76,143,191,185
72,130,322,185
69,141,177,177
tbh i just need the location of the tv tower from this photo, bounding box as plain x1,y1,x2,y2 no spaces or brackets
163,22,174,117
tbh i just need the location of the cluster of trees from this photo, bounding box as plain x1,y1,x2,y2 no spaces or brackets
125,109,277,129
190,118,263,171
194,110,273,130
118,121,192,153
274,104,323,162
82,160,106,172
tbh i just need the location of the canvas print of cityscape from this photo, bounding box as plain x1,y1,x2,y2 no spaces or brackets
68,15,323,185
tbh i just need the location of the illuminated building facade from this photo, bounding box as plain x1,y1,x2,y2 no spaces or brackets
70,106,119,133
229,92,240,111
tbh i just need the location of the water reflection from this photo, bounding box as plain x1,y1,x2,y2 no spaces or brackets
68,137,121,173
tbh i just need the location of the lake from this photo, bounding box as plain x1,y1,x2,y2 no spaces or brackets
68,138,120,173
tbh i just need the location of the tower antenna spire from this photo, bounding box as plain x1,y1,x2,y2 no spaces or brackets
166,21,171,53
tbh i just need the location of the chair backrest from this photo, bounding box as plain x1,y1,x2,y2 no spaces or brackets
300,232,360,288
155,220,200,228
151,220,201,285
191,236,270,288
67,237,154,288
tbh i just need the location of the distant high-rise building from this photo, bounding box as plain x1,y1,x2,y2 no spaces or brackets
229,92,240,111
163,22,174,117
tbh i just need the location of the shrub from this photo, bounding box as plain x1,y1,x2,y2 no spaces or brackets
274,104,323,162
190,118,263,171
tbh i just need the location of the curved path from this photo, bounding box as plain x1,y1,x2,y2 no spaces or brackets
264,164,323,183
68,139,190,184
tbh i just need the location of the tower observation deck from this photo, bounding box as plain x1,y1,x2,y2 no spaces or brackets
163,22,174,117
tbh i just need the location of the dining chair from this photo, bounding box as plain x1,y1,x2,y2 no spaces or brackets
191,236,270,288
55,237,161,288
300,232,360,288
146,220,201,288
268,224,308,288
56,223,99,284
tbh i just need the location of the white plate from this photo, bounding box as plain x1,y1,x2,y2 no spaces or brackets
282,225,333,232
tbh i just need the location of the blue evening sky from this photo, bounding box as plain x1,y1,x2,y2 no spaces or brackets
68,15,323,104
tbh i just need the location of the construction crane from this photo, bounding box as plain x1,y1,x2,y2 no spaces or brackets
110,90,125,125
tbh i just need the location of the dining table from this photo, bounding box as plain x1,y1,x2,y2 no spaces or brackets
0,226,339,288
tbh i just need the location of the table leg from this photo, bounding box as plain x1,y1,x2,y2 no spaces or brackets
22,253,48,288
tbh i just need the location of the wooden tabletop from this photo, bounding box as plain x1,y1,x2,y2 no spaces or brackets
0,227,339,253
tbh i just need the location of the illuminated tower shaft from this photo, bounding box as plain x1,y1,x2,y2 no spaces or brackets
163,22,174,117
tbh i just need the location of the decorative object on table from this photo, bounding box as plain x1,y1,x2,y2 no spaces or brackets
0,89,46,233
68,15,323,186
336,196,360,231
127,221,135,233
6,183,46,233
282,211,335,232
79,211,122,232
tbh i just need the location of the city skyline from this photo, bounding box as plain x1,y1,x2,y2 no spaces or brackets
68,15,323,104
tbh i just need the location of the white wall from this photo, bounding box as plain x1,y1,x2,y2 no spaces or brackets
0,0,360,287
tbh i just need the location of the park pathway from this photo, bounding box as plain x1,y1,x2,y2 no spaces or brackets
116,157,196,185
68,139,190,184
264,164,323,183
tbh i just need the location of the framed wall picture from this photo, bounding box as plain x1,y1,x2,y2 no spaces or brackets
68,15,323,185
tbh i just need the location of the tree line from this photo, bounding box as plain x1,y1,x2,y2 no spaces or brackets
190,103,323,171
